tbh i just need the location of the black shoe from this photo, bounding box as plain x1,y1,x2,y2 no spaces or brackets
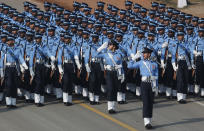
172,96,177,99
95,102,100,105
36,103,44,107
188,92,194,96
90,101,96,105
18,96,25,100
83,97,89,101
25,99,34,103
145,124,153,129
65,102,73,106
108,109,116,114
7,105,12,109
123,101,128,104
118,101,123,104
166,96,171,100
11,105,17,109
178,99,186,104
200,96,204,98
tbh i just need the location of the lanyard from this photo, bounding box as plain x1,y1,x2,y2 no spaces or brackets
143,61,152,77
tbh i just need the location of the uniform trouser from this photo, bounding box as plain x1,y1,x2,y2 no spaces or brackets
141,82,153,118
157,56,163,84
177,60,188,94
135,69,141,86
126,69,136,83
80,63,89,88
195,56,204,88
62,63,75,95
4,67,18,98
101,71,106,85
73,64,80,85
34,63,45,95
118,61,127,93
24,69,33,91
163,58,174,88
89,62,102,96
44,67,52,85
105,70,120,101
51,65,61,89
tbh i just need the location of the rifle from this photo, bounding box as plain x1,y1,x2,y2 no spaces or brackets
50,41,60,78
192,39,199,80
173,42,179,80
162,39,170,77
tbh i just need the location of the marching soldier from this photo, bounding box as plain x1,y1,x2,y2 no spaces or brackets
44,26,60,97
191,28,204,97
84,33,102,105
23,31,36,103
172,32,192,104
57,34,81,106
93,40,124,114
128,47,158,129
0,36,28,108
30,34,47,107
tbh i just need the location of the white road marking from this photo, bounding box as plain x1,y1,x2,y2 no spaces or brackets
190,98,204,107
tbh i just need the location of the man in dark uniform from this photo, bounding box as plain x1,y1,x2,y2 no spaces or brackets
128,47,158,129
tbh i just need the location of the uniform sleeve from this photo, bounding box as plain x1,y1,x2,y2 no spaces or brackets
57,46,63,65
190,43,195,63
0,50,5,69
18,49,26,65
29,46,36,68
127,60,140,69
154,63,159,77
160,47,166,60
84,46,91,65
171,44,177,63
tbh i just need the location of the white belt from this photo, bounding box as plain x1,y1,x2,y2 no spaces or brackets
178,56,185,60
141,76,151,83
6,62,16,66
197,52,202,56
64,59,73,63
26,56,30,61
104,65,117,71
91,58,101,63
168,54,172,57
36,59,44,64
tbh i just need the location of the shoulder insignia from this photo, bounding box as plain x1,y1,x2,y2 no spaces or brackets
152,65,155,69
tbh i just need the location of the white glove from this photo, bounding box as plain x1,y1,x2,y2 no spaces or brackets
172,62,178,72
162,42,168,48
193,50,198,55
121,74,125,83
58,65,64,74
192,64,196,69
132,52,141,61
20,65,25,73
97,42,108,52
151,76,157,81
0,68,4,78
29,68,35,77
115,64,122,70
197,52,202,56
161,60,165,69
85,64,91,73
50,56,55,62
158,50,162,55
51,62,55,70
22,62,28,70
74,55,82,70
130,53,135,60
188,66,192,70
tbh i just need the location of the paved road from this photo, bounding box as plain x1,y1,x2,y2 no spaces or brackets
1,0,204,131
